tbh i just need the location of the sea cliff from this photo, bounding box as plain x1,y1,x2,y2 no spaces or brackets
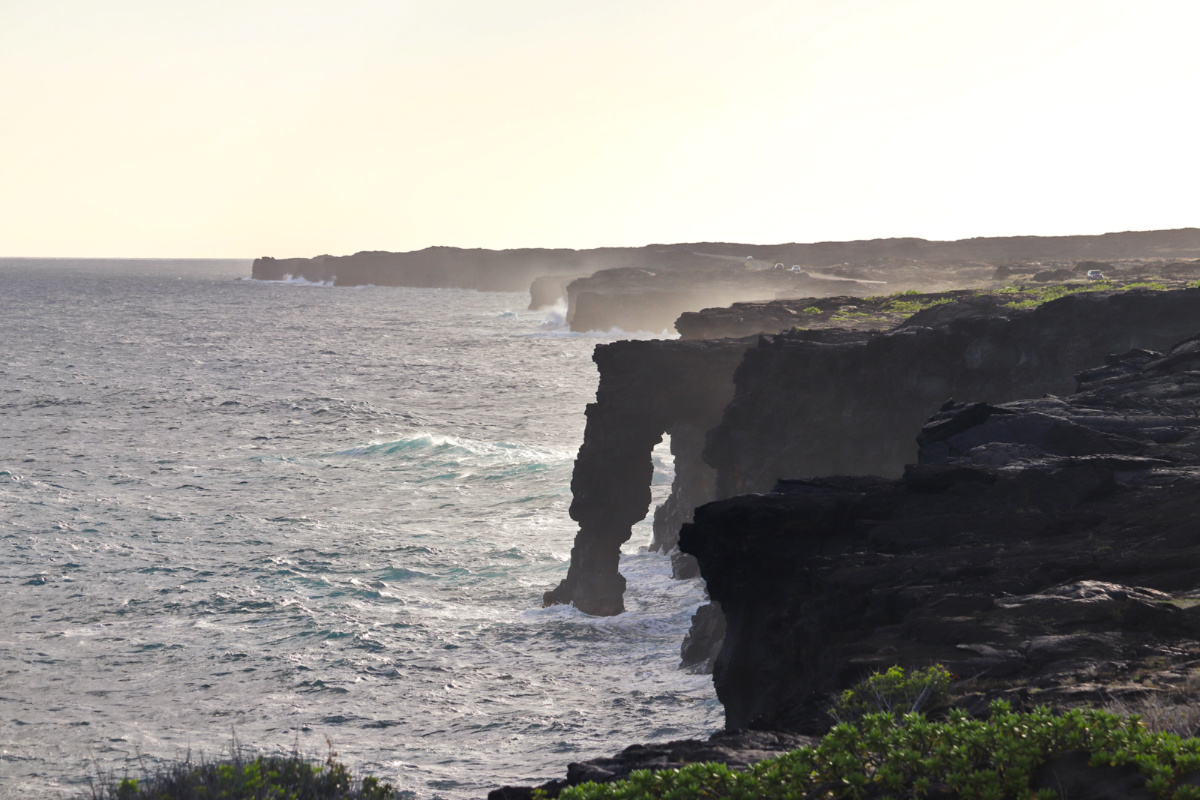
681,332,1200,731
250,229,1200,333
500,290,1200,799
546,288,1200,625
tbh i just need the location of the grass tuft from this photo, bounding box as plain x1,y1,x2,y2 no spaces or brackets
87,740,401,800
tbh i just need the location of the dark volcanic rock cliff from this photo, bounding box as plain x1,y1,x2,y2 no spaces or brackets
565,266,872,333
550,289,1200,622
564,229,1200,332
542,338,752,615
251,247,599,291
680,335,1200,732
251,230,1200,329
706,289,1200,497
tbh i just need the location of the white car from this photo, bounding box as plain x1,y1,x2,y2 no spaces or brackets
1087,269,1105,280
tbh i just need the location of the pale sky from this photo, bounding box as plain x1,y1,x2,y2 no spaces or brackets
2,0,1197,257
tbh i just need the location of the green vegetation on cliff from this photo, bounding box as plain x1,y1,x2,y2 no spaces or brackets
555,667,1200,800
793,280,1200,333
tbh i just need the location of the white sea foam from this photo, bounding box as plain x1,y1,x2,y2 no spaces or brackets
240,273,337,286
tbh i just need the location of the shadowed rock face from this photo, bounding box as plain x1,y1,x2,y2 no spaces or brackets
706,289,1200,497
528,275,576,310
551,289,1200,621
680,336,1200,732
565,267,871,333
253,247,597,290
541,338,752,615
252,230,1200,330
564,230,1200,333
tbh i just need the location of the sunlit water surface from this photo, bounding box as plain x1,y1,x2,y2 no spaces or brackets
0,260,718,799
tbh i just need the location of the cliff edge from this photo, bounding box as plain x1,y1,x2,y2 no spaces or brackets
681,335,1200,732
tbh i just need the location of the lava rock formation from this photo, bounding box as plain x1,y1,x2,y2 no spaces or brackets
680,335,1200,731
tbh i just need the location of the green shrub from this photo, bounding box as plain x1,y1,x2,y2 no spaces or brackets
831,664,952,723
88,745,399,800
882,297,952,316
802,306,823,315
1003,299,1040,310
558,701,1200,800
1003,281,1113,309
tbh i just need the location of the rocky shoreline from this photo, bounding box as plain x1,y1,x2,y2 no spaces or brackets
507,282,1200,799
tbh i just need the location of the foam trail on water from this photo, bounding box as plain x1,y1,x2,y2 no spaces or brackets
241,273,337,286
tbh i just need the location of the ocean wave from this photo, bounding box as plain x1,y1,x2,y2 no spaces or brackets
521,325,679,340
241,274,337,287
330,432,573,466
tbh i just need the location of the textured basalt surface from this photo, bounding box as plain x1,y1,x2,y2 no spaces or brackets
680,335,1200,732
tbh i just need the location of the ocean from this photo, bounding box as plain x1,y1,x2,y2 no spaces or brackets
0,260,720,799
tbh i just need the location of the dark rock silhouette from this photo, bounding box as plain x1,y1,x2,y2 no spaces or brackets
495,325,1200,800
550,289,1200,621
542,338,752,615
527,275,576,310
252,247,598,291
680,335,1200,731
705,289,1200,499
565,266,868,333
561,230,1200,332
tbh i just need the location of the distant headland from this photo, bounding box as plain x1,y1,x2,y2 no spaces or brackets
253,229,1200,332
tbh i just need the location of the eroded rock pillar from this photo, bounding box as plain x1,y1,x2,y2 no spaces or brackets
543,403,663,615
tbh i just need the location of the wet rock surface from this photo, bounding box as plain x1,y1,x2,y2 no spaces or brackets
680,335,1200,732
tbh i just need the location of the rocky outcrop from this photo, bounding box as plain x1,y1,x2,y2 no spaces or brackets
680,335,1200,732
675,280,1200,341
706,289,1200,496
542,338,753,615
565,266,876,333
528,275,575,310
551,289,1200,622
251,247,599,291
563,231,1200,332
252,230,1200,328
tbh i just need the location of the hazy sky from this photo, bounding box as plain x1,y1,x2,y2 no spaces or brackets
2,0,1197,257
